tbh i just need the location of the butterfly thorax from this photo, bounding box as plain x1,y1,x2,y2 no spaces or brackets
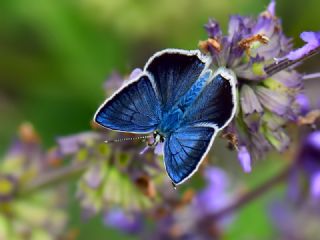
158,107,184,135
157,70,212,136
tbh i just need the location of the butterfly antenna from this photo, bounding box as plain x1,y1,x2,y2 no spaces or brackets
105,135,151,143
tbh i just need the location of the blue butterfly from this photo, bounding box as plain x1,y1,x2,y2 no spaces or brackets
94,49,237,185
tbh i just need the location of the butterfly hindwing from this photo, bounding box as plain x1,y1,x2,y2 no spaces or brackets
95,75,162,133
145,49,210,112
164,125,216,184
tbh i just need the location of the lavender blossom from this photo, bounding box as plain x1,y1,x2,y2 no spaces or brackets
291,131,320,199
150,167,234,239
103,68,143,96
192,167,234,228
0,124,68,239
283,31,320,61
237,146,252,173
270,200,320,240
58,131,163,218
296,93,311,116
104,209,143,234
201,0,320,167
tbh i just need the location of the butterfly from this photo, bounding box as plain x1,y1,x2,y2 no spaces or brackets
94,49,237,185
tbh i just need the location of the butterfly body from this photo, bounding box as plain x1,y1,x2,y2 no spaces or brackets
95,49,237,185
157,70,212,135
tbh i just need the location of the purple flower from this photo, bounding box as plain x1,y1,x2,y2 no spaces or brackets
297,131,320,173
103,71,123,95
83,163,105,188
284,31,320,61
149,167,234,240
104,209,142,234
269,200,320,239
237,146,252,173
205,19,222,38
67,130,162,220
0,125,68,238
193,167,233,221
311,172,320,198
104,68,143,96
296,93,311,116
289,131,320,199
202,0,320,166
56,132,103,155
267,0,276,16
240,84,263,115
129,68,143,80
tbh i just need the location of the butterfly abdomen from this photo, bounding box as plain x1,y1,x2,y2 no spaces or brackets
176,70,212,111
158,107,184,134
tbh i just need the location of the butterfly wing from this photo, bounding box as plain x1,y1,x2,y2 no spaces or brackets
164,68,237,185
182,68,237,129
145,49,210,112
164,125,216,184
94,74,162,133
95,49,211,133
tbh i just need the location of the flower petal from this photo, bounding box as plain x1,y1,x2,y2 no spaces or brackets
228,15,254,40
267,0,276,16
237,146,252,173
205,19,222,38
262,111,286,131
103,71,124,95
203,167,230,191
56,132,101,155
273,70,302,88
249,131,272,160
296,131,320,176
194,167,232,220
84,163,105,188
296,93,310,116
129,68,143,80
308,131,320,149
310,171,320,199
285,31,320,61
104,209,142,233
255,86,290,115
240,84,263,114
268,129,290,152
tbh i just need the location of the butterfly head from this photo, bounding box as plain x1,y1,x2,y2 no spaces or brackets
147,131,165,147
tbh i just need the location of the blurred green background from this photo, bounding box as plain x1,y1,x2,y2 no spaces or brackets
0,0,319,239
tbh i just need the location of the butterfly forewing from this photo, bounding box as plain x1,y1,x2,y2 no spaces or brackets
145,50,210,112
95,75,162,133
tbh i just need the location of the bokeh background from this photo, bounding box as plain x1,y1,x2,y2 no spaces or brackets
1,0,319,239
